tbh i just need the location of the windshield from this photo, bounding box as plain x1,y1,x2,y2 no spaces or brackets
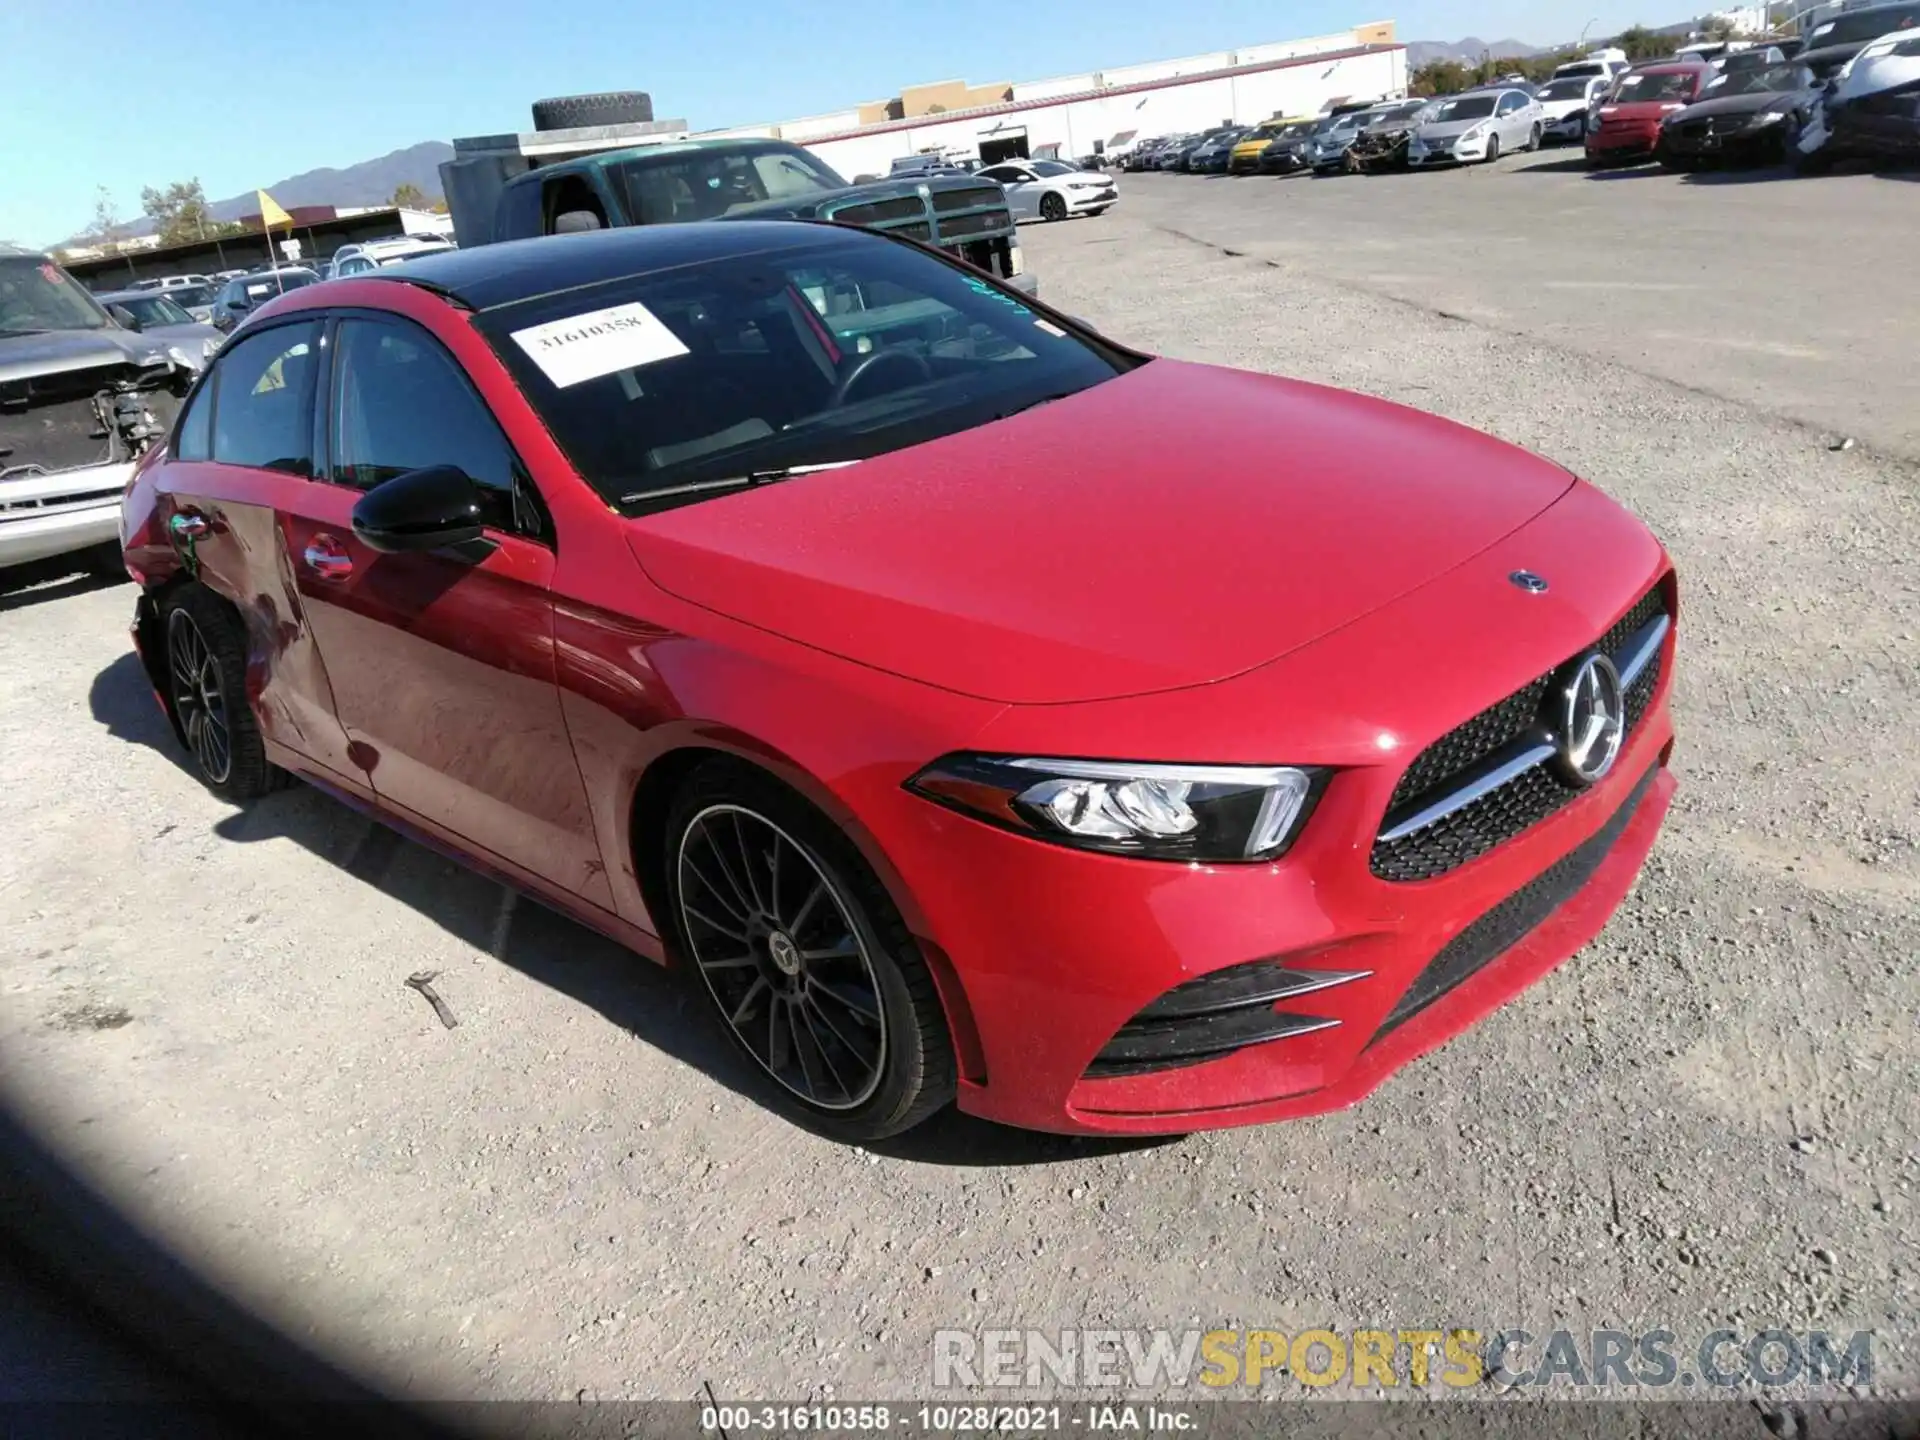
1706,64,1808,94
168,283,219,307
477,232,1131,513
1541,77,1597,99
1807,5,1920,45
0,255,110,333
229,271,316,306
112,294,195,328
1373,101,1430,122
1611,71,1702,102
1427,95,1498,121
1324,114,1365,135
1029,160,1077,176
614,145,849,223
1557,63,1605,78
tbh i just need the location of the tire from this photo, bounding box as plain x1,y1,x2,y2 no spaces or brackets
1485,135,1502,165
1039,191,1068,222
530,91,654,132
1793,145,1835,176
665,760,956,1141
160,584,279,803
79,541,128,580
1528,123,1543,152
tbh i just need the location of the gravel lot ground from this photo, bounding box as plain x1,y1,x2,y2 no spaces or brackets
1,151,1916,1416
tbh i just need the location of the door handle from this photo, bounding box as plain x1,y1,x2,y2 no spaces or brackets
303,535,353,581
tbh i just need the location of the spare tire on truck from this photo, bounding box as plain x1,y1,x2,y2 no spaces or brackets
531,91,654,131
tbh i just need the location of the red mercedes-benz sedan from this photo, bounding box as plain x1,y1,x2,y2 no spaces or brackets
1587,62,1714,165
120,221,1677,1139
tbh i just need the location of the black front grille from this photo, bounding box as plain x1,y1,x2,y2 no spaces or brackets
1370,585,1670,883
827,194,928,227
933,209,1009,240
931,184,1004,214
1373,763,1659,1040
1085,960,1354,1079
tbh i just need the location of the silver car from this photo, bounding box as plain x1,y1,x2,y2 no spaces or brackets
1409,87,1548,165
95,290,226,373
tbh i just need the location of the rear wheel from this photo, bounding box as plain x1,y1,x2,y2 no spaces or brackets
666,761,955,1141
1039,191,1068,221
161,584,278,803
79,541,128,580
1527,123,1543,152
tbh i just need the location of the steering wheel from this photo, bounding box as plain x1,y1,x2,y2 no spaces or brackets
833,347,934,406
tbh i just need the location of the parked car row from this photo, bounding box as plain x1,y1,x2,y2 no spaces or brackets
1120,4,1920,183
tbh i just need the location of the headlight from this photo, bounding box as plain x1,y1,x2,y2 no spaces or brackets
1461,124,1487,142
1752,109,1788,125
164,343,200,370
906,754,1324,862
202,335,223,358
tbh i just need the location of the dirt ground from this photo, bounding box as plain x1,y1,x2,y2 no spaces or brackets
0,153,1915,1414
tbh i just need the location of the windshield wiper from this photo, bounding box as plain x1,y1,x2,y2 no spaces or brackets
620,460,860,507
0,327,53,338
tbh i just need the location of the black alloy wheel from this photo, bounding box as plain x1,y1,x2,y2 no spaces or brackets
161,584,279,802
668,764,956,1139
1040,191,1068,221
168,607,232,786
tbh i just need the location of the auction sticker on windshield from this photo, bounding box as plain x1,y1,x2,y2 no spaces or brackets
510,301,690,388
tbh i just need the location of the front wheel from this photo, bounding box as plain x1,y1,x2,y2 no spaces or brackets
1039,191,1068,222
1484,135,1502,165
667,762,956,1141
162,584,279,802
1527,123,1543,152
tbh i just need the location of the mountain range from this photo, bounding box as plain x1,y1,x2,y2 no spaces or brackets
1404,37,1546,67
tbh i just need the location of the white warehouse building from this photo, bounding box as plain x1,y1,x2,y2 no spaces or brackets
707,22,1408,175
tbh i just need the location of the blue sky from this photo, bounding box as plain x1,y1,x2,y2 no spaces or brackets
5,0,1647,245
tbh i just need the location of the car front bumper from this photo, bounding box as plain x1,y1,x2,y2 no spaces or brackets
1064,186,1118,212
855,488,1677,1135
0,462,132,570
1588,122,1662,159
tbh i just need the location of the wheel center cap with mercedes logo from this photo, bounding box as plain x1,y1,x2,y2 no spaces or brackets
1555,652,1626,787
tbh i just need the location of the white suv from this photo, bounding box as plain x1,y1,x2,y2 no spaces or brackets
324,236,455,280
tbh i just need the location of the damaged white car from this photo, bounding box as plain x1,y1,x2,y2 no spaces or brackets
1,246,191,577
1797,28,1920,170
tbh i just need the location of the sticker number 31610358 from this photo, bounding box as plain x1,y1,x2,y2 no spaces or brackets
509,301,692,389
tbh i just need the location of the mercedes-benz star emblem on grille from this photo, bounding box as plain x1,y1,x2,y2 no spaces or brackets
1555,652,1626,787
1509,570,1549,594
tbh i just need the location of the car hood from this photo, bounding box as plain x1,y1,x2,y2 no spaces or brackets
1596,99,1687,122
1415,118,1491,140
0,326,171,384
625,360,1577,705
1671,88,1803,119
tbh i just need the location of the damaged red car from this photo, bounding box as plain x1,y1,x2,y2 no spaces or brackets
1588,62,1715,165
121,221,1678,1139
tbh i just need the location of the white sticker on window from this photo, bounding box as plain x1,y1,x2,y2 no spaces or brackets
509,301,690,389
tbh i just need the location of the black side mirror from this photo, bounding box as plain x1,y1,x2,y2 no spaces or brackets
352,465,487,554
108,303,141,332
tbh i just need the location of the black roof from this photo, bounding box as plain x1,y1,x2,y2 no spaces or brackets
375,221,857,312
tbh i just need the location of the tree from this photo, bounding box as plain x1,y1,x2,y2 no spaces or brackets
1614,24,1670,60
1412,58,1474,96
391,182,428,210
91,186,122,241
140,178,218,246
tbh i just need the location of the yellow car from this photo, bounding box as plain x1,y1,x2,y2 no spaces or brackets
1229,116,1318,173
